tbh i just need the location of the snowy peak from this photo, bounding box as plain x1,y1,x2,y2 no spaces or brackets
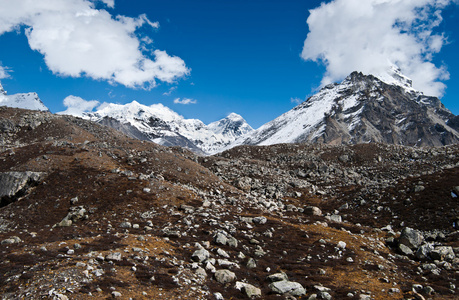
208,113,254,137
231,71,459,148
82,101,253,155
374,64,416,92
0,82,48,111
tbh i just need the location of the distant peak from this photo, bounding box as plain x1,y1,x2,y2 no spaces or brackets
226,113,244,120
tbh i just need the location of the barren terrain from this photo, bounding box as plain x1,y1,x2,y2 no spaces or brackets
1,107,458,299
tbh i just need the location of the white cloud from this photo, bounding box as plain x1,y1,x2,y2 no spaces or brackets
0,65,10,79
163,86,177,96
173,98,197,105
301,0,456,97
100,0,114,9
58,95,100,116
0,0,189,89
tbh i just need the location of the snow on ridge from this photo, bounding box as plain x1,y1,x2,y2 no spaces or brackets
0,91,48,111
83,100,253,155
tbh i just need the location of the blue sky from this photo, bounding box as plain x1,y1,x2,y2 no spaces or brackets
0,0,458,128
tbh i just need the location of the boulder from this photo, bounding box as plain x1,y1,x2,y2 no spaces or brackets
416,243,434,260
0,172,45,206
267,272,288,282
399,227,424,249
253,216,267,225
431,246,455,262
192,248,210,263
398,244,413,256
235,281,262,298
105,252,122,262
214,269,236,284
268,280,306,296
304,206,322,216
1,236,22,245
214,232,228,245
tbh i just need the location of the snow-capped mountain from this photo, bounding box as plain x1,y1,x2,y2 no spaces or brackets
0,82,48,111
82,101,253,155
229,71,459,149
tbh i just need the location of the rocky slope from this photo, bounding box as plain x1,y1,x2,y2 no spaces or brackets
82,101,253,155
230,71,459,149
1,106,458,299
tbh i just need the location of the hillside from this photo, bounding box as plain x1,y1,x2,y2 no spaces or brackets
1,107,458,299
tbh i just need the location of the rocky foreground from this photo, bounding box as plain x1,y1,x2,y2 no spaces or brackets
0,106,458,300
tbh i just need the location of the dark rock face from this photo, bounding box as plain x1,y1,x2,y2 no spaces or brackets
240,71,459,148
0,172,45,207
308,73,459,146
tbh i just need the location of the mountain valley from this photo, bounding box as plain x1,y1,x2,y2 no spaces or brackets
0,106,458,299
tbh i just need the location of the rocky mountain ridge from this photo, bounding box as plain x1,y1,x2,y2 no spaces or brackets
2,69,458,155
82,101,254,155
229,72,459,150
0,106,458,299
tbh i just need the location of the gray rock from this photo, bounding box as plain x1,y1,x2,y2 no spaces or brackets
192,248,210,263
227,237,238,248
326,214,342,223
214,269,236,284
253,216,267,225
431,246,455,262
304,206,322,216
337,241,346,249
247,258,257,269
162,228,181,238
269,280,306,296
399,227,424,249
267,272,288,282
214,292,224,300
195,267,207,278
318,291,332,299
205,261,217,273
0,172,45,205
1,236,21,245
416,243,435,260
119,222,132,228
217,248,230,258
111,291,122,298
55,206,88,227
398,244,413,256
214,232,228,245
105,252,122,262
235,281,262,298
414,185,425,192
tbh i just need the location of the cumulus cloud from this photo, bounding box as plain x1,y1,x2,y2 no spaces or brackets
58,95,100,116
301,0,456,97
0,0,189,89
173,98,197,105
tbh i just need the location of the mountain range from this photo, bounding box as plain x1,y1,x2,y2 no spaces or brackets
1,69,458,154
